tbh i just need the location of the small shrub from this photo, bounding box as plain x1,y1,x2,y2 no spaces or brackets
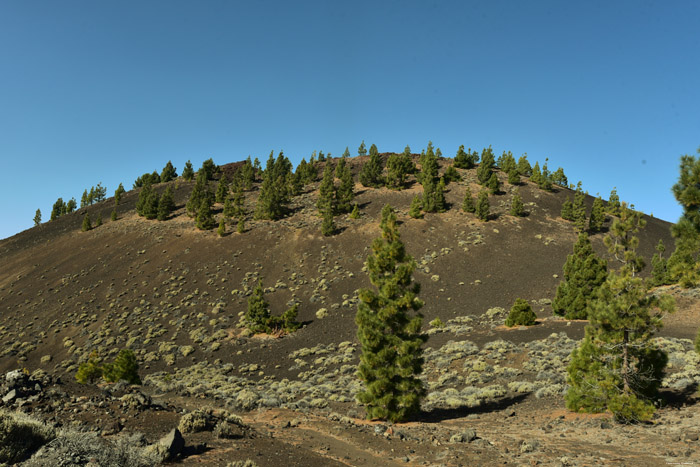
178,410,214,434
429,317,445,328
0,409,56,464
505,298,537,327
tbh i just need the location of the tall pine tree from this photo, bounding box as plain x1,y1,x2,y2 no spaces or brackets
566,203,674,422
356,205,426,422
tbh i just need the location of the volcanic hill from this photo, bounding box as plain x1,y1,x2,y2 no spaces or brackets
1,154,699,466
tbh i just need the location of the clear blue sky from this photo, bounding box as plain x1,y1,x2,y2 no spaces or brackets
1,0,698,239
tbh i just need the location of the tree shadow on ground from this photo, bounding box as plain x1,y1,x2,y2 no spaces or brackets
661,383,700,409
415,393,529,423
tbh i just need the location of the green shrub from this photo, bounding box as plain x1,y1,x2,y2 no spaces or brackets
75,352,104,384
0,409,56,464
102,349,141,384
505,299,537,327
429,317,445,328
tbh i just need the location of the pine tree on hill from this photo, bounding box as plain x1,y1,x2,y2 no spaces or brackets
81,213,92,232
443,165,460,184
572,182,587,232
255,152,291,220
607,187,621,216
136,182,159,219
217,217,226,237
321,206,336,236
476,190,490,221
50,198,65,221
454,145,473,169
114,183,126,205
433,178,447,212
359,144,384,188
588,195,606,233
650,239,671,287
386,147,414,190
245,280,272,334
195,197,215,230
336,161,355,214
561,196,574,220
487,172,500,194
157,186,175,221
33,209,41,226
566,203,674,422
517,155,532,176
317,162,336,214
510,190,524,216
462,186,476,213
530,162,542,185
409,195,423,219
507,169,521,185
182,160,195,181
477,146,495,184
95,212,103,227
199,158,218,180
216,173,230,203
500,151,517,175
66,198,77,213
358,140,367,156
160,160,177,182
538,159,553,191
552,233,607,319
186,171,209,216
552,167,568,187
356,205,427,422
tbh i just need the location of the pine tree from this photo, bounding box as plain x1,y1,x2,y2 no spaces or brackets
217,217,226,237
517,155,532,176
552,233,608,319
245,280,272,333
223,196,234,218
33,209,41,226
317,162,336,214
588,196,606,233
81,189,89,208
237,218,245,233
530,162,542,185
66,198,77,213
321,207,336,236
336,159,355,214
160,160,177,182
607,187,621,216
186,171,209,216
81,213,92,232
572,182,587,232
359,145,384,188
136,182,159,219
552,167,568,187
350,204,360,219
500,151,517,174
409,195,423,219
358,140,367,156
216,173,229,203
505,299,537,327
667,153,700,286
475,191,490,221
102,349,141,384
255,152,290,220
462,186,476,213
507,168,521,185
561,196,574,220
111,208,117,221
566,203,674,422
454,145,474,169
487,172,500,194
182,160,195,181
95,212,102,227
355,205,426,422
477,146,495,184
650,239,671,287
443,165,460,184
195,197,215,230
51,198,66,220
538,159,553,191
386,148,414,190
157,186,175,221
114,183,125,205
510,190,524,216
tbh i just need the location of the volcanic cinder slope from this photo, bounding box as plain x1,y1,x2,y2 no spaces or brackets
1,155,699,466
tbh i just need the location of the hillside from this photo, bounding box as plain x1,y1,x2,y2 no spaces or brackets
1,155,699,466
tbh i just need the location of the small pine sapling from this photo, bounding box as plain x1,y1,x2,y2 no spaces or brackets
505,299,537,327
475,191,490,221
510,190,524,216
409,195,423,219
462,186,475,213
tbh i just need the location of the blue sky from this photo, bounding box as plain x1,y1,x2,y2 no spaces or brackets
1,0,698,239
